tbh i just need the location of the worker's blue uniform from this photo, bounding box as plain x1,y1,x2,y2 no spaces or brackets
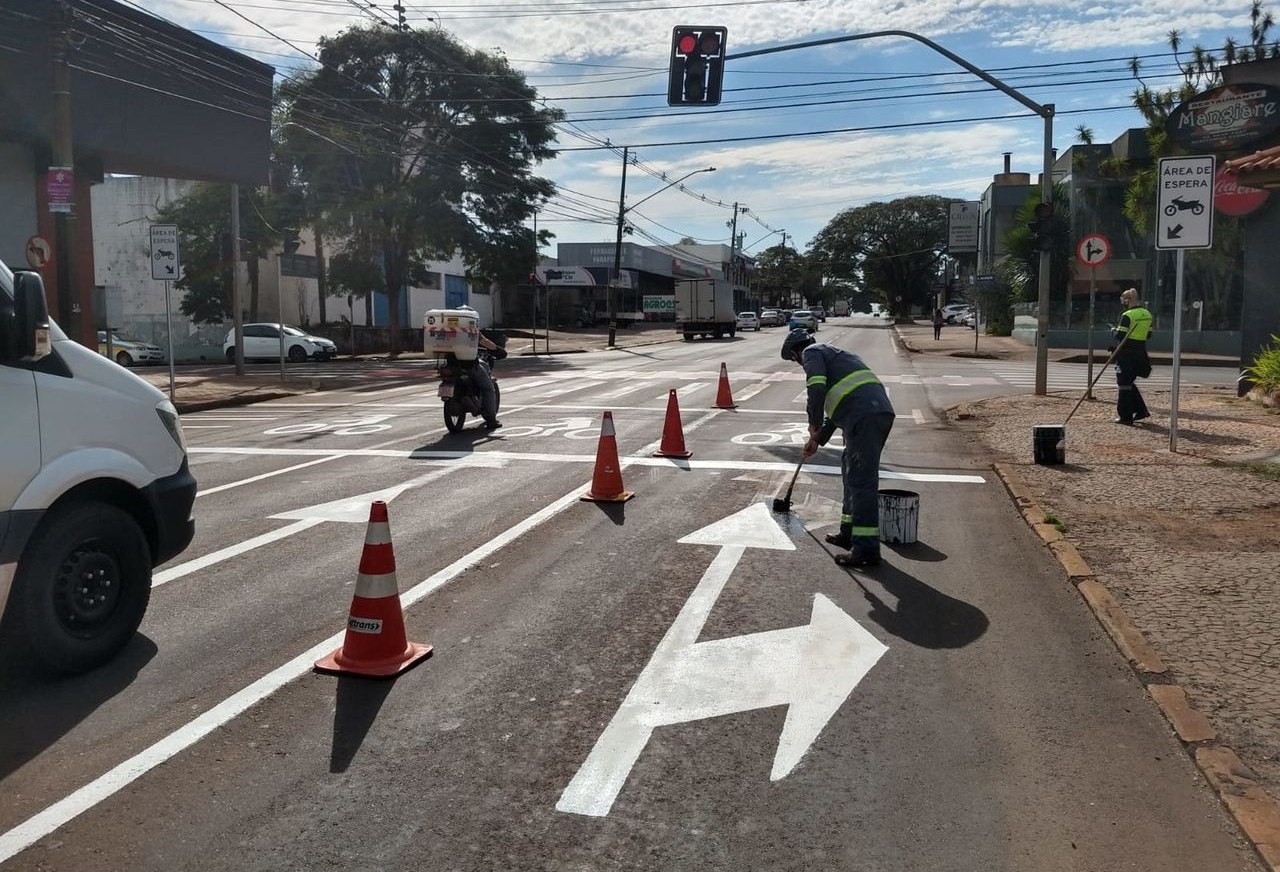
802,342,895,557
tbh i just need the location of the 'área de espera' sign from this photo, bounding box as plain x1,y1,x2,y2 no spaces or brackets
1166,83,1280,152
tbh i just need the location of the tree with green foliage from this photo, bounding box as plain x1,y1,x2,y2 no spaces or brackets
155,183,280,325
1124,3,1278,327
808,196,951,316
752,243,805,305
998,182,1073,321
278,25,562,355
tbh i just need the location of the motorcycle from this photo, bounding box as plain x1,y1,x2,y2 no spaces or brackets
1164,196,1205,216
437,343,505,433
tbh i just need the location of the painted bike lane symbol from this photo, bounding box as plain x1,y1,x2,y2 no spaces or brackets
731,422,843,446
498,417,599,440
263,414,396,437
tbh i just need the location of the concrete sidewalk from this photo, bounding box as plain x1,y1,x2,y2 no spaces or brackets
896,319,1280,870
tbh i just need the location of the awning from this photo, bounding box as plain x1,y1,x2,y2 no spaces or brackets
1222,144,1280,189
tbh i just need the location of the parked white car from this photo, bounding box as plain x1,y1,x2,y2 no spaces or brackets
223,323,337,363
735,311,760,332
942,303,973,324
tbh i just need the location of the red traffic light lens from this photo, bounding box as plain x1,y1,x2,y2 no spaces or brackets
677,33,697,54
699,32,721,54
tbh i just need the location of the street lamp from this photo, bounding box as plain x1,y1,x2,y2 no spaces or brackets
609,159,717,347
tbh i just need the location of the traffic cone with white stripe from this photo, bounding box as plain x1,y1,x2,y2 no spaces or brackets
713,362,737,409
315,501,432,678
581,411,634,503
654,389,692,459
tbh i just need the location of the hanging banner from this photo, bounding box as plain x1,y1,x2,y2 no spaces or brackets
947,201,980,253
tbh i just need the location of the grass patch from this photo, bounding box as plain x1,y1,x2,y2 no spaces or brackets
1209,458,1280,482
1043,512,1067,532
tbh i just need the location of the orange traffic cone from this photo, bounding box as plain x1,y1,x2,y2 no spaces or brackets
654,389,692,459
581,411,634,503
315,501,432,678
713,362,737,409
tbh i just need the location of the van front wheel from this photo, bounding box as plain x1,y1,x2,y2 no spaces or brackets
12,502,152,674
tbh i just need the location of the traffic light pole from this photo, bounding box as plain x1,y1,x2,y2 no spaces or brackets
727,30,1055,394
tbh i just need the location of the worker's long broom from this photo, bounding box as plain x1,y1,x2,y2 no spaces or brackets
771,452,806,514
1054,334,1130,455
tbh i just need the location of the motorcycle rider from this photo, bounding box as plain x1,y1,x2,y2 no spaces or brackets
474,331,504,430
457,305,505,430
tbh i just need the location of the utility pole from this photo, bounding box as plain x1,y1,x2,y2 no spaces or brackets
49,0,78,341
231,185,244,375
609,146,629,348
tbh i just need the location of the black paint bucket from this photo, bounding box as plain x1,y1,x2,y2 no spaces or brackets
878,489,920,544
1033,424,1065,465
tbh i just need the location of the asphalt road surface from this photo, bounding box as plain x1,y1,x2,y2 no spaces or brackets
0,321,1260,871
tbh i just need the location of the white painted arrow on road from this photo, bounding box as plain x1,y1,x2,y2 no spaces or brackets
556,503,888,817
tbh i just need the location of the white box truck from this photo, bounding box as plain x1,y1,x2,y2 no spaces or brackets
675,278,737,340
1,259,195,673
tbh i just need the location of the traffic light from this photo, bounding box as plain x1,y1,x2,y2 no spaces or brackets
1028,201,1054,252
668,26,727,106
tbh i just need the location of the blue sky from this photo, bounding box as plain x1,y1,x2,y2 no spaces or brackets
137,0,1263,259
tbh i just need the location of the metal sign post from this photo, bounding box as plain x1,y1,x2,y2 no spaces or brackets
1076,233,1112,401
149,224,180,402
1156,155,1215,453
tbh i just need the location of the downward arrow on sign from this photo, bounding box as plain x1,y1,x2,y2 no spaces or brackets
556,503,887,817
1167,224,1183,239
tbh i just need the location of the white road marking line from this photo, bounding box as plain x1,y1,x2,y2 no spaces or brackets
651,382,710,403
195,455,345,498
184,416,281,421
913,409,927,424
151,519,324,587
732,381,771,404
181,425,232,429
526,380,607,399
595,383,649,400
193,446,988,485
0,479,599,865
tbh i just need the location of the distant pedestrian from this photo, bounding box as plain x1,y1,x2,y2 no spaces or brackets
932,308,944,340
1112,288,1152,425
782,329,895,568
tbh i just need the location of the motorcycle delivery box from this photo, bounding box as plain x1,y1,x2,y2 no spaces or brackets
425,308,479,360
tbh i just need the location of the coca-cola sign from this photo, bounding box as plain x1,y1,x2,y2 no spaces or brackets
1166,83,1280,152
1215,167,1270,216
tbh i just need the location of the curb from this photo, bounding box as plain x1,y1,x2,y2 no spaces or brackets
991,461,1280,871
174,391,308,414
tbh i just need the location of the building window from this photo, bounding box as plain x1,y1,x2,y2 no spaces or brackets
280,254,318,278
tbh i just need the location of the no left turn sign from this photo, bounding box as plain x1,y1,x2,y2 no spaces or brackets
1076,233,1111,268
25,235,51,269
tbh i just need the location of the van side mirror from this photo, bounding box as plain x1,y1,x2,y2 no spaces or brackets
1,270,52,361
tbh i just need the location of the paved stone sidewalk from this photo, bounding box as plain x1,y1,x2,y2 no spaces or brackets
896,320,1280,820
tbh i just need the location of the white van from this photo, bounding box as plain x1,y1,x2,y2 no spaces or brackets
1,259,195,673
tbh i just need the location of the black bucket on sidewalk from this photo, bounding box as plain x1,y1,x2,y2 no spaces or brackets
1033,424,1065,465
878,489,920,544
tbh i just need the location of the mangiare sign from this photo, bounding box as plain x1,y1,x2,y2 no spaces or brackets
1166,83,1280,152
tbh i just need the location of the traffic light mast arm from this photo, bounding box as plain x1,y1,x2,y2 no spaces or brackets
727,29,1055,394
